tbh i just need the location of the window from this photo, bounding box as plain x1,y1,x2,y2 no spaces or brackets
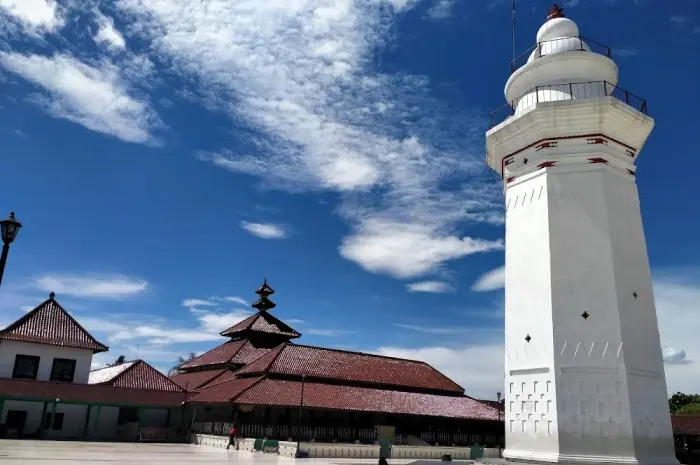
44,412,64,430
50,358,76,382
12,354,40,380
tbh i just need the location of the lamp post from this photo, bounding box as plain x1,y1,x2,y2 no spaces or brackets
296,374,306,456
497,391,502,454
0,212,22,288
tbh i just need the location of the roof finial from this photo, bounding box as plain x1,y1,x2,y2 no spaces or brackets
49,292,56,300
547,3,565,21
252,278,276,312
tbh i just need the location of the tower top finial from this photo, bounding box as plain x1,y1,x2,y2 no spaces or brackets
252,278,276,312
49,292,56,300
547,3,565,21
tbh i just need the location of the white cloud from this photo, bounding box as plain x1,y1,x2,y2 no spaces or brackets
394,323,472,335
340,220,503,278
115,0,503,280
0,0,64,34
240,221,287,240
218,296,249,306
406,280,451,293
34,273,148,299
93,11,126,51
0,52,161,144
182,298,217,308
305,328,350,337
471,265,505,292
670,16,688,25
426,0,454,20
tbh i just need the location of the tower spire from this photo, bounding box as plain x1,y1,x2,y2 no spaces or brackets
252,278,276,312
546,3,565,21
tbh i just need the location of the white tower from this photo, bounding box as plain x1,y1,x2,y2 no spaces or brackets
486,5,678,465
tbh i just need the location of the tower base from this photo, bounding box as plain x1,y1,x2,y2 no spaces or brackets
500,452,679,465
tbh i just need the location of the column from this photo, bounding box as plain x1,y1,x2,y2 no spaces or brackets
47,401,57,438
38,402,48,438
83,405,92,439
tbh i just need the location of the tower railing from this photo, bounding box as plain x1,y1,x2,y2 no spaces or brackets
511,36,611,73
489,80,648,128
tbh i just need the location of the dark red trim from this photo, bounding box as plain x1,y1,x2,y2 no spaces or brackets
627,169,635,176
499,133,637,178
587,137,608,146
537,161,557,169
535,141,558,151
588,157,609,164
506,176,516,184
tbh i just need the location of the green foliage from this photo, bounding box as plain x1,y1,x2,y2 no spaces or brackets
677,403,700,414
669,392,700,414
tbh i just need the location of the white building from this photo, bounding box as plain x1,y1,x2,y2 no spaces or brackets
486,4,678,465
0,293,186,441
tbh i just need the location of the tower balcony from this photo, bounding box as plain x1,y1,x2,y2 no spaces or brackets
510,36,612,74
489,80,648,129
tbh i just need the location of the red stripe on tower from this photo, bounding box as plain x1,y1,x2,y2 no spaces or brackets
535,141,558,151
587,137,608,145
537,161,557,169
588,157,609,164
506,176,516,184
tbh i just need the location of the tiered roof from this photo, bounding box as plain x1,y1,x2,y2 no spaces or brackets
89,360,183,392
220,312,300,339
235,343,464,394
0,293,108,352
168,278,493,421
179,339,272,370
191,377,498,421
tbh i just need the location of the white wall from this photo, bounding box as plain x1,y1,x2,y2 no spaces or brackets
0,340,93,383
0,400,89,438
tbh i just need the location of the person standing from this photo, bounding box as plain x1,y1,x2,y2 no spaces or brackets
226,425,239,450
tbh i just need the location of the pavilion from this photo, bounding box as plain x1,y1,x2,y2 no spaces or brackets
170,280,503,446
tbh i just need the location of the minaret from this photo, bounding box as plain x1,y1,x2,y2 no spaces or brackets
252,278,277,312
486,5,677,465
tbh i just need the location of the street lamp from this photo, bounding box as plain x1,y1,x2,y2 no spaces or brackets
496,391,502,454
0,212,22,288
295,374,306,457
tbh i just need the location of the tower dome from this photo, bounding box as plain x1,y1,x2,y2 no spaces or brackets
505,4,618,111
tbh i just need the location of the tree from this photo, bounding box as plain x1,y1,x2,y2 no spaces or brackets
168,352,197,376
677,403,700,415
108,355,127,367
669,392,700,414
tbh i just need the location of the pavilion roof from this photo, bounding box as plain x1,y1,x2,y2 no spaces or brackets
0,378,186,407
190,377,497,421
178,339,272,370
672,414,700,436
0,294,108,353
234,343,464,394
169,368,230,391
89,360,183,392
219,312,300,339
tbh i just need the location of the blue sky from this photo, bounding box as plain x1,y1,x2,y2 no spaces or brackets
0,0,699,399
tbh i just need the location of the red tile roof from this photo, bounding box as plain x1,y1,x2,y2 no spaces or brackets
0,296,108,353
226,378,498,420
89,360,183,392
672,415,700,435
169,369,229,391
0,378,186,407
235,343,464,394
191,376,264,403
179,339,271,370
220,312,300,339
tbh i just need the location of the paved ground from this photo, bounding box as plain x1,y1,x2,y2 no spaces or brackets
0,440,470,464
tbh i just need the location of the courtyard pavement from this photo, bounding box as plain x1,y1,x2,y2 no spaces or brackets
0,440,471,464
